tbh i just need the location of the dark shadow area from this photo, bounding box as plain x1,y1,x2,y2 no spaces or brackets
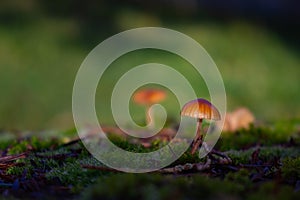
1,0,299,50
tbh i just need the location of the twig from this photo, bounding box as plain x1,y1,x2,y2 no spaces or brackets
239,164,273,168
81,165,119,172
0,152,27,163
0,162,24,170
157,159,211,174
60,138,82,147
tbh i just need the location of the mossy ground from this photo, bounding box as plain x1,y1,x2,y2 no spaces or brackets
0,121,299,199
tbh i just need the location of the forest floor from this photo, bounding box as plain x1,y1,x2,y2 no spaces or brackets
0,121,299,200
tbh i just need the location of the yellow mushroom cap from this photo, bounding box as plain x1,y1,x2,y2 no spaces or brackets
181,98,221,120
133,88,166,105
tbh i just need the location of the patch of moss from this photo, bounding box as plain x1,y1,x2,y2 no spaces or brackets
2,127,300,199
224,168,252,190
218,125,298,151
81,171,300,200
226,146,300,165
80,174,245,200
7,136,61,155
282,157,300,182
226,149,254,165
45,159,109,193
6,153,61,178
247,181,299,200
6,165,33,178
108,135,152,153
170,151,202,166
60,127,78,138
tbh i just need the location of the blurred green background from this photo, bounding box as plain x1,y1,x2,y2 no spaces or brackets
0,0,299,130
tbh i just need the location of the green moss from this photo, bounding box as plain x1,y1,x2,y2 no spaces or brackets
6,165,33,178
224,169,253,191
170,151,202,166
80,174,245,200
29,136,60,150
282,157,300,182
82,171,298,200
226,146,300,165
60,127,78,138
247,181,299,200
6,153,62,178
7,140,29,155
81,171,299,200
46,162,85,185
218,125,298,151
2,127,300,199
45,159,109,193
7,136,61,155
108,135,151,153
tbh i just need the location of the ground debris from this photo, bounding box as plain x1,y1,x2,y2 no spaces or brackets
0,153,27,163
0,129,299,199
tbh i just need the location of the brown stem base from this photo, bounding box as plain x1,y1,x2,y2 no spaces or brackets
191,119,203,155
191,135,203,155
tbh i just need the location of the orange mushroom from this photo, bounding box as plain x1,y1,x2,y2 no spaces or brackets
133,88,166,125
219,107,255,132
181,98,221,154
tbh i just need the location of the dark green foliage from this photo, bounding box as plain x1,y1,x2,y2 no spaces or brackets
7,136,61,155
227,146,300,165
224,169,252,189
282,157,300,182
81,173,300,200
217,125,299,151
247,182,299,200
45,161,105,193
170,151,202,166
108,135,151,153
80,174,241,200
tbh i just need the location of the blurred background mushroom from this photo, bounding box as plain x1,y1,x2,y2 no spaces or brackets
132,88,167,126
217,107,255,132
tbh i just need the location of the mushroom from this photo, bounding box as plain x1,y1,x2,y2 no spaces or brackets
181,98,221,154
219,107,255,132
133,88,166,125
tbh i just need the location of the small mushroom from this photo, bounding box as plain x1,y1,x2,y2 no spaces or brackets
181,98,221,154
133,88,166,125
221,107,255,132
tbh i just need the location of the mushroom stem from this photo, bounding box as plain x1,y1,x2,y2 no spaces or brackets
145,105,152,126
191,118,203,154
